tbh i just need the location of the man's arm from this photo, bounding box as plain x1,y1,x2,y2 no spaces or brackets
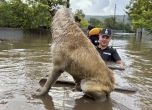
116,60,125,69
112,48,125,68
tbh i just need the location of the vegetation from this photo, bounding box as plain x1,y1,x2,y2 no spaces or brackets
1,0,151,34
0,0,47,28
88,17,133,32
89,18,103,27
0,0,69,29
74,9,88,28
0,0,88,29
126,0,152,33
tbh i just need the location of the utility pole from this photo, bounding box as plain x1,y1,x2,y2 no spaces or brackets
66,0,70,8
123,14,125,32
113,4,116,28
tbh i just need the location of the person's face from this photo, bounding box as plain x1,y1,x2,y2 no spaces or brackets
99,34,111,47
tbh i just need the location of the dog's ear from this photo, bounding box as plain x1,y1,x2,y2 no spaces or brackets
50,9,57,17
74,16,81,23
50,5,63,17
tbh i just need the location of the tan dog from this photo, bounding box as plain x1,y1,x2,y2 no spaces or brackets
36,7,115,101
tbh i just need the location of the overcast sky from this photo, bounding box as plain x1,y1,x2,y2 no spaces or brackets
70,0,130,16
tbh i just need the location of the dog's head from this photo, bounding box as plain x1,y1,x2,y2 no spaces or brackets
51,6,81,25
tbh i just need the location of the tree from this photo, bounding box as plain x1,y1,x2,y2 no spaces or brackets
0,0,51,28
126,0,152,33
89,18,102,27
0,0,6,3
103,17,115,29
0,0,70,29
74,9,89,27
102,17,132,32
75,9,85,18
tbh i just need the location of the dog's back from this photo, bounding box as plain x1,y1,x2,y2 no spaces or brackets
51,7,115,101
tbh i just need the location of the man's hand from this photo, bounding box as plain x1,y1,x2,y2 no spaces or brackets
116,60,125,69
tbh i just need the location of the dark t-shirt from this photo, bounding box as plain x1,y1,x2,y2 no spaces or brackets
96,46,121,62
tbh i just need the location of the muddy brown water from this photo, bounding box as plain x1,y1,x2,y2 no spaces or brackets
0,32,152,110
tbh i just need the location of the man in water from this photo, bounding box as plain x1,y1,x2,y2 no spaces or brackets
96,28,124,67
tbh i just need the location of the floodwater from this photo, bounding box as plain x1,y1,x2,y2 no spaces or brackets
0,31,152,110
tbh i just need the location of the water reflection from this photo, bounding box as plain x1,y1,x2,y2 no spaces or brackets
41,86,113,110
112,35,152,109
41,94,55,110
74,97,113,110
0,32,152,110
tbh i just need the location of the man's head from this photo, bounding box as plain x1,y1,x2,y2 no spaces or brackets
99,29,112,47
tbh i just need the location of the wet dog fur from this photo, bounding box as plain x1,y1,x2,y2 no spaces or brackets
35,7,115,101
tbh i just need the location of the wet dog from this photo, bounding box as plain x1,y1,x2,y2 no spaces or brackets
35,6,115,101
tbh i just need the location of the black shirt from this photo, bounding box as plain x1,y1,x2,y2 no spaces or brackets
96,46,121,62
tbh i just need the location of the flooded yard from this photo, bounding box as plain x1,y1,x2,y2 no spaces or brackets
0,31,152,110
